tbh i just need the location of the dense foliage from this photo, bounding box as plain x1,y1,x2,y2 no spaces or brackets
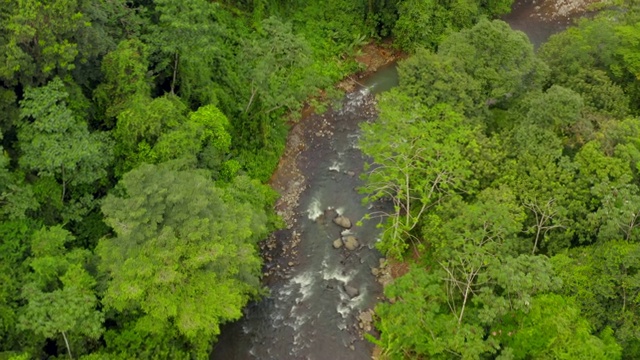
0,0,415,358
6,0,637,358
361,7,640,359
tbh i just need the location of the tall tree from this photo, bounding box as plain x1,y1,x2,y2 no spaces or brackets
503,294,621,359
94,38,151,121
18,78,112,205
149,0,232,106
438,19,547,104
0,0,88,86
374,189,559,359
360,93,477,258
98,161,275,357
19,226,103,359
396,48,482,115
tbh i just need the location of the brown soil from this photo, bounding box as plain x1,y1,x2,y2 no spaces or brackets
387,258,411,279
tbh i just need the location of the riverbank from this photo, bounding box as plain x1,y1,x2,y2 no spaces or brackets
212,39,404,359
368,3,604,359
263,40,403,281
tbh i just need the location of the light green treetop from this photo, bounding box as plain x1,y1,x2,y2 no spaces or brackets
98,161,273,356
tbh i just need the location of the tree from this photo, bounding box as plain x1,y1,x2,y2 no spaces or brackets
150,104,235,178
392,0,457,50
573,141,635,243
148,0,230,105
396,48,482,115
552,242,640,358
0,0,86,86
438,19,547,104
374,189,558,359
0,220,35,355
499,124,576,254
424,188,557,323
360,92,477,258
539,16,640,114
18,78,112,204
391,0,514,51
112,95,236,178
503,294,622,359
19,226,103,359
233,17,319,180
374,265,492,359
0,133,37,221
525,85,584,137
239,17,314,121
94,39,151,120
562,69,630,118
97,161,275,357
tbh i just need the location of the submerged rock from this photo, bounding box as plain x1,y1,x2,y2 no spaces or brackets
333,215,352,229
324,208,338,220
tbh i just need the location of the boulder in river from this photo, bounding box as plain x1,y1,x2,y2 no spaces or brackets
344,284,360,298
343,235,359,250
332,238,343,249
333,215,352,229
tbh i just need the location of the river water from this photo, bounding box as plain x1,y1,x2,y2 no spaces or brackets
211,66,398,360
212,2,574,359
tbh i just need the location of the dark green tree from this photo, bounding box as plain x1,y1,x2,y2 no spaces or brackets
438,19,547,104
18,78,112,204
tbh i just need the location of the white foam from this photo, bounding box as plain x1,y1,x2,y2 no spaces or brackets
290,271,315,302
322,266,355,284
329,161,343,172
336,287,367,319
307,198,323,220
338,87,372,116
337,302,351,318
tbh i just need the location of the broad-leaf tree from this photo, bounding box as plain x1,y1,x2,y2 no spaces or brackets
360,92,477,258
19,226,103,359
18,78,112,204
98,160,275,357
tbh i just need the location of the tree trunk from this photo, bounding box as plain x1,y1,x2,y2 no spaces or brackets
171,52,179,94
458,280,471,324
61,331,73,359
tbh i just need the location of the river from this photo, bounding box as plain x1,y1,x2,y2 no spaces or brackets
211,64,398,360
211,2,576,359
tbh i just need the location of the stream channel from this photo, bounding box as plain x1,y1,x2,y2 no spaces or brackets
212,3,576,359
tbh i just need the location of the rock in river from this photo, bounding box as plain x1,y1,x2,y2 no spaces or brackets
333,215,352,229
344,284,360,298
333,238,343,249
343,235,359,251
